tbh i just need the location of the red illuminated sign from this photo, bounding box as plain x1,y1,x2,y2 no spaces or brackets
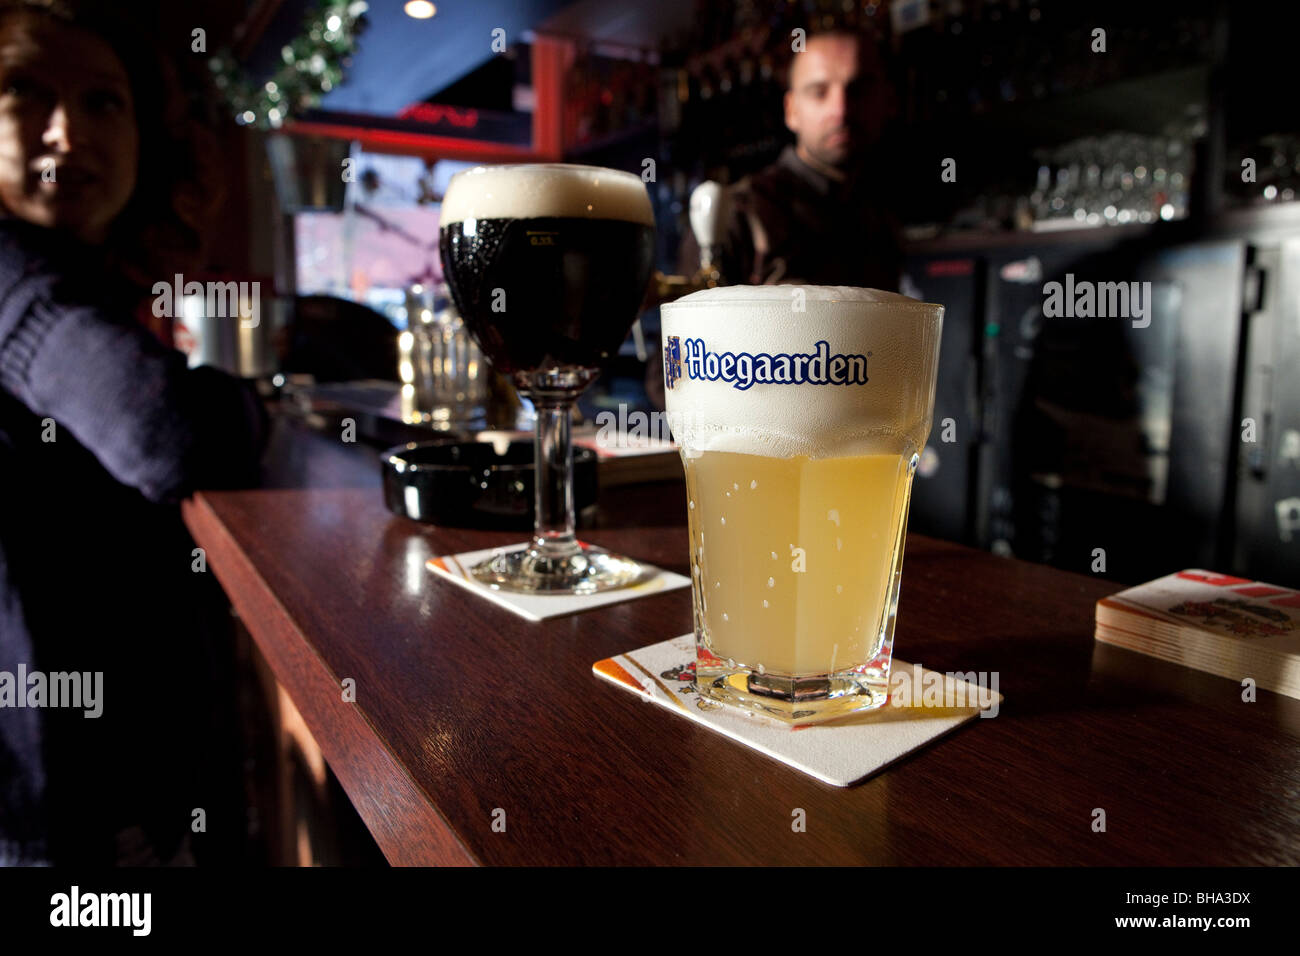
396,103,480,128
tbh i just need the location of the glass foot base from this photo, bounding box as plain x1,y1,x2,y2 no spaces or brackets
470,544,646,595
696,664,891,724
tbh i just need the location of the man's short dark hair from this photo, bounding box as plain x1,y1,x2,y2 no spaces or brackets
780,26,889,91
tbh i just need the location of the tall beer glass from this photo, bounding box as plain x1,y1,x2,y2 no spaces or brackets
439,164,656,593
661,286,943,722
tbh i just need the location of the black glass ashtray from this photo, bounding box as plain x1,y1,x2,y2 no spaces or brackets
381,440,598,528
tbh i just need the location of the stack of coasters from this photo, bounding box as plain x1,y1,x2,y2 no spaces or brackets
1095,569,1300,699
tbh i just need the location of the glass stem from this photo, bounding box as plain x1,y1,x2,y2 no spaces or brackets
531,396,579,559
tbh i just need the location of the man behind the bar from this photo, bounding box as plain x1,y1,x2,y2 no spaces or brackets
719,28,901,290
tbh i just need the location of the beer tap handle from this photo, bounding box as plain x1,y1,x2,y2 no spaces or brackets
648,180,729,307
630,317,647,362
689,180,729,274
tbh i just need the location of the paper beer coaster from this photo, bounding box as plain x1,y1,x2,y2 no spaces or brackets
426,543,690,622
593,634,1003,787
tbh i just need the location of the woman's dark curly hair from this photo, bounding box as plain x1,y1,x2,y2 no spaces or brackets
0,0,223,282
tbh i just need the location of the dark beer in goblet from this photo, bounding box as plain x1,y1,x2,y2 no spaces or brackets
439,163,656,593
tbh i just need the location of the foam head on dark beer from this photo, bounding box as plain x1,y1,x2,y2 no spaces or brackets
440,163,654,226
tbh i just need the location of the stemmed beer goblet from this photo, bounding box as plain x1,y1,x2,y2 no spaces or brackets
439,164,656,594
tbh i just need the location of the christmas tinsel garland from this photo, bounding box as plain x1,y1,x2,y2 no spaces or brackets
209,0,369,129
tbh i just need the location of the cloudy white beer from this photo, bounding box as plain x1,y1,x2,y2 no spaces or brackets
661,286,943,721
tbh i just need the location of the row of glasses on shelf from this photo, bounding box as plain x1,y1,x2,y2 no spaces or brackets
1029,131,1194,230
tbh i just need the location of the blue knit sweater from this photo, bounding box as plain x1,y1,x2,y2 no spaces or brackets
0,220,269,865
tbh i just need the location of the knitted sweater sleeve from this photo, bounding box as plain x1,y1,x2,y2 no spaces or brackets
0,223,268,503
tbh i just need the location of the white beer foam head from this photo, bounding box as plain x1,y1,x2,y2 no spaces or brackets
440,163,654,226
671,285,925,307
661,285,944,459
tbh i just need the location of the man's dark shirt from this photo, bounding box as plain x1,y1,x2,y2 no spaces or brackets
719,145,902,290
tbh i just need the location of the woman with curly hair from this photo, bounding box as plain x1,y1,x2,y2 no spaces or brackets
0,0,267,865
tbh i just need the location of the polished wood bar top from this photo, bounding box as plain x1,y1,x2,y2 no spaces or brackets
181,408,1300,866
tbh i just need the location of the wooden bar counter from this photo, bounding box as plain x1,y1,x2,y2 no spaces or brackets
180,407,1300,866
